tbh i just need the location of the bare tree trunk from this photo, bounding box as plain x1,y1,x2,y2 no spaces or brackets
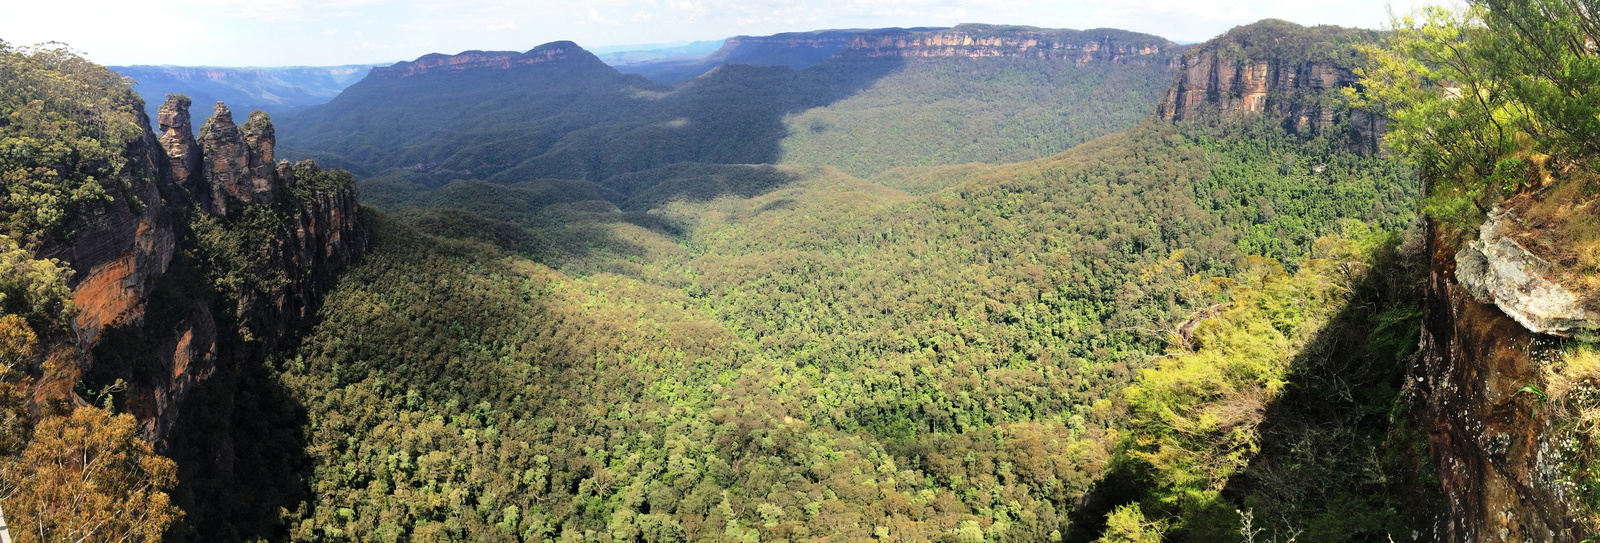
0,504,11,543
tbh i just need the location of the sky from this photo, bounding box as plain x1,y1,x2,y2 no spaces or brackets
2,0,1454,67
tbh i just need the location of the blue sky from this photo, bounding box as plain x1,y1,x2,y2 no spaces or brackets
3,0,1452,67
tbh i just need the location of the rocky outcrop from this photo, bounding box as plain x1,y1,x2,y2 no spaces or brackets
35,96,366,445
1416,221,1589,542
39,103,175,354
368,41,595,78
198,102,278,214
840,26,1177,66
1154,20,1385,147
158,94,202,199
1455,208,1600,339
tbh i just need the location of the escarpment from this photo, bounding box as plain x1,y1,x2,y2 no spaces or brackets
1155,20,1386,148
33,103,175,402
839,25,1177,65
38,94,366,445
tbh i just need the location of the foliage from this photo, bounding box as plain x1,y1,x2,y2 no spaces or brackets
0,315,35,456
778,57,1174,177
264,100,1431,540
0,406,182,543
1178,112,1416,261
1096,504,1164,543
0,234,73,335
278,40,1177,185
1108,224,1436,541
1350,0,1600,226
1544,341,1600,529
0,19,1453,543
0,40,146,245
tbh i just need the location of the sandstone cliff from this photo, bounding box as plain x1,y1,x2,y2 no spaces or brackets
1155,20,1385,146
1416,168,1600,541
839,25,1177,66
36,95,366,445
32,101,176,404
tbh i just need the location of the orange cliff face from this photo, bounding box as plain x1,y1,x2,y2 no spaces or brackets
32,95,367,446
1158,48,1359,123
35,104,175,361
1152,22,1387,152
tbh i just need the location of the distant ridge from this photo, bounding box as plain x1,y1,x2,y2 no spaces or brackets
618,24,1178,81
112,63,379,120
368,41,600,78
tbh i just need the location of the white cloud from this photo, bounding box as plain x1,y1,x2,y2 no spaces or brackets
487,20,519,30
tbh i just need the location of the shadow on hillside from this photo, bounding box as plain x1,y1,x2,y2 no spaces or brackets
161,343,313,542
1066,248,1444,542
359,163,806,266
474,58,908,191
276,55,905,198
77,250,317,542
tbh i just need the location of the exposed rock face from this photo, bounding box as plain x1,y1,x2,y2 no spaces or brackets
233,163,365,353
840,26,1177,65
368,41,594,78
198,102,278,214
38,104,175,353
1416,222,1588,542
158,94,203,200
35,97,366,446
1153,20,1385,148
1455,208,1600,339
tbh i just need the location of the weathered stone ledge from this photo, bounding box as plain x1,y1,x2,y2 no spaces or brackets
1455,208,1600,339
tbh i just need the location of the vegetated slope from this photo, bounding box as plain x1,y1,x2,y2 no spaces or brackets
273,123,1219,542
0,41,368,542
777,56,1176,177
276,25,1182,186
268,65,1430,540
113,64,377,120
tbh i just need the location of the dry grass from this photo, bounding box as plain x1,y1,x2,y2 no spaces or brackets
1547,342,1600,403
1501,170,1600,310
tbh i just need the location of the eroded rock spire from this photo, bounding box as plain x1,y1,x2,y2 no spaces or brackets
198,101,280,214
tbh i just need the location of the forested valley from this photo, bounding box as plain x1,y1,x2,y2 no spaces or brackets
8,2,1600,542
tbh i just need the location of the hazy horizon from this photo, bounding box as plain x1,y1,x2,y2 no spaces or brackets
5,0,1451,67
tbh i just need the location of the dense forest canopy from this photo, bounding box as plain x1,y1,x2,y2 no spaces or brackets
255,16,1430,538
16,1,1599,539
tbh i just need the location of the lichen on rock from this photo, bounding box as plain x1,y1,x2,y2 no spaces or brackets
1455,208,1600,339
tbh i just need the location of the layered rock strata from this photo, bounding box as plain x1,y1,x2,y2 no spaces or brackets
1455,208,1600,339
1153,21,1386,147
841,26,1176,65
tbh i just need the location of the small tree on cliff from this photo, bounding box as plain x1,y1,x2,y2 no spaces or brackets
0,407,181,543
1350,0,1600,226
